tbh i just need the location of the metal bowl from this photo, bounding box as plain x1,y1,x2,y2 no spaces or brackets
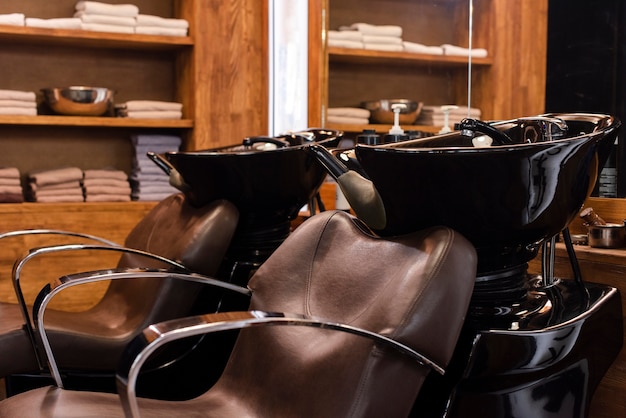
41,86,113,116
588,223,625,248
361,99,423,124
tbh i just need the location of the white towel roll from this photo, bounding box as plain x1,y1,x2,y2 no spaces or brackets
328,107,371,119
137,14,189,29
0,13,25,26
403,42,444,55
441,44,488,58
135,26,188,37
123,110,183,119
123,100,183,112
75,1,139,18
327,115,370,125
26,18,82,30
74,12,136,27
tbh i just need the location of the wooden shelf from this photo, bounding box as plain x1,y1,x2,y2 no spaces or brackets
0,24,193,50
0,115,193,128
328,47,493,67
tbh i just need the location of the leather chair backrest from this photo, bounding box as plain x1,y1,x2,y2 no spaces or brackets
209,210,476,417
84,193,239,334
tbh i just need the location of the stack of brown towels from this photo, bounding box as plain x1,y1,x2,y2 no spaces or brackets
0,167,24,203
83,169,131,202
27,167,84,203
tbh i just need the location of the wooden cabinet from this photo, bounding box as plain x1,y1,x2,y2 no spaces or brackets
0,0,268,306
307,0,548,133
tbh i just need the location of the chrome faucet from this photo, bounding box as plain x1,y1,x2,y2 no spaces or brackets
517,116,568,142
456,118,515,145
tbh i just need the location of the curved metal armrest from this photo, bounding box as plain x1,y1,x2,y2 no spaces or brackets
35,267,252,388
116,310,444,418
0,229,120,247
13,243,190,371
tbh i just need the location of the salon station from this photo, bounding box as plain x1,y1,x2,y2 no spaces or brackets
0,0,624,417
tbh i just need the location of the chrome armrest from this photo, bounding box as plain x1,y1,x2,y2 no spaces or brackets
34,268,251,388
0,229,121,370
116,310,444,418
13,243,187,371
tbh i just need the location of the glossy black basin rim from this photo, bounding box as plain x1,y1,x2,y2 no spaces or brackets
164,131,342,226
353,113,620,273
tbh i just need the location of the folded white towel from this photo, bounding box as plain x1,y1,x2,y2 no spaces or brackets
362,35,402,45
83,178,129,187
0,13,25,26
0,178,20,187
83,169,128,181
137,14,189,29
0,107,37,116
84,185,132,195
348,23,402,37
123,100,183,112
327,115,370,125
403,41,444,55
86,194,131,202
32,187,84,198
29,167,84,187
328,39,363,49
122,110,183,119
0,89,36,101
135,26,188,37
35,194,85,203
30,180,82,191
0,100,37,108
441,44,488,58
363,43,404,52
81,22,135,33
74,11,136,27
328,30,362,42
328,107,371,119
0,167,21,179
75,1,139,18
26,18,82,30
0,185,23,194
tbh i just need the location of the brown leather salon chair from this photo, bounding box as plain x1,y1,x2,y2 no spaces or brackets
0,193,239,391
0,210,477,417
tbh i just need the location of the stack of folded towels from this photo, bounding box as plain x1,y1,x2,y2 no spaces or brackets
416,105,482,127
117,100,183,119
83,169,131,202
327,107,370,125
0,89,37,116
74,0,138,34
130,134,181,201
331,23,404,52
27,167,84,203
0,167,24,203
0,13,25,26
135,14,189,37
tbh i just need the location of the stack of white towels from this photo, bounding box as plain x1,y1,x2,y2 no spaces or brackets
330,23,404,52
83,169,131,202
73,0,138,34
416,105,482,127
116,100,183,119
130,134,181,201
27,167,84,203
0,89,37,116
2,2,188,36
327,107,370,125
0,167,24,203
